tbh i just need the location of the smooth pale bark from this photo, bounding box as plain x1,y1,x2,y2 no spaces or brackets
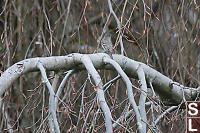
103,57,143,132
37,62,60,133
0,53,198,105
77,55,113,133
137,66,148,133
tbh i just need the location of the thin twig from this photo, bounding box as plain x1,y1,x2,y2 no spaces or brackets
58,0,71,55
107,0,125,55
43,2,53,56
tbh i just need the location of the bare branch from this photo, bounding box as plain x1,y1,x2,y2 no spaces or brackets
78,54,113,133
107,0,124,55
103,57,142,132
148,106,178,133
137,65,148,133
55,70,74,107
37,62,60,133
0,53,198,105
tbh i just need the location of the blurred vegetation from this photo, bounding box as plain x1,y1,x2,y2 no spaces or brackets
0,0,199,132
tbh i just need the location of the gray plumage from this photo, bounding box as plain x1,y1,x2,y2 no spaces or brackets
101,33,113,58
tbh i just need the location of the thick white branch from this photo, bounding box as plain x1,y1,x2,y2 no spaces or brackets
37,62,60,133
137,65,148,133
0,53,198,105
74,54,113,133
103,57,142,132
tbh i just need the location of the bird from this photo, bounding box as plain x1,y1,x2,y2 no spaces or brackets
101,33,113,58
